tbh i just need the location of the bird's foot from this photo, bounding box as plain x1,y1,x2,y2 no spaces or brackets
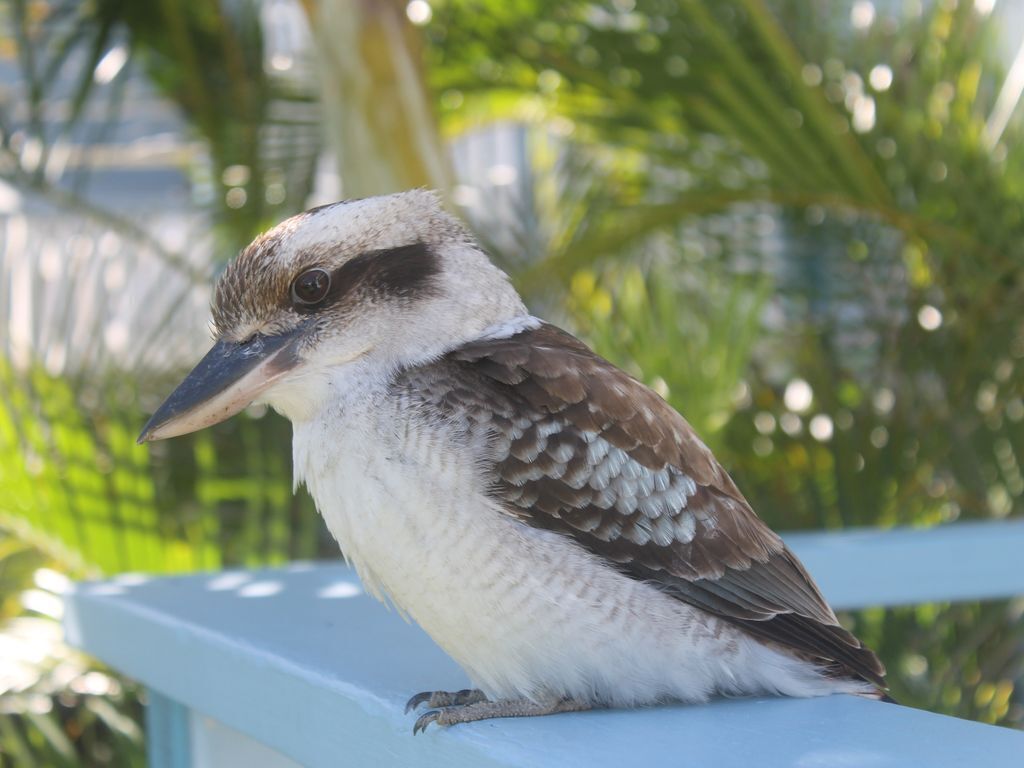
405,688,486,714
411,696,591,734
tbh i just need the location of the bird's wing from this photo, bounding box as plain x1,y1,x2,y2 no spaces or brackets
434,322,885,688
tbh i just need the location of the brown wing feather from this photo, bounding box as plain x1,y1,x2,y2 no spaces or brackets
439,323,886,689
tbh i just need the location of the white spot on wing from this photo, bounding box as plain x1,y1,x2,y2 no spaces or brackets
590,446,628,489
639,495,670,519
549,441,575,463
650,514,676,546
586,439,609,463
537,420,562,438
625,515,653,545
674,512,697,542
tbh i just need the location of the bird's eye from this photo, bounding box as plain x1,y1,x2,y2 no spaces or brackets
290,268,331,306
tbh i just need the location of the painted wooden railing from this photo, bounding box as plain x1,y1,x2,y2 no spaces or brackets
63,520,1024,767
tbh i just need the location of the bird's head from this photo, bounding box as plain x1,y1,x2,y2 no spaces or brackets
138,189,526,442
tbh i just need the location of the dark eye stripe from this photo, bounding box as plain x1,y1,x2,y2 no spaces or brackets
291,242,440,314
354,242,440,299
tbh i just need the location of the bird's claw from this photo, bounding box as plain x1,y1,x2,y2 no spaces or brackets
404,691,433,714
409,694,591,733
405,688,484,713
412,709,442,735
406,689,489,732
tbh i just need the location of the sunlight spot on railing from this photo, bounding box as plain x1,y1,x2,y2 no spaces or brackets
87,584,127,597
317,581,362,599
207,572,252,591
238,581,284,598
113,573,150,587
107,573,149,593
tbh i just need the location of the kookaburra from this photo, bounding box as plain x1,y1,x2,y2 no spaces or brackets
139,190,887,732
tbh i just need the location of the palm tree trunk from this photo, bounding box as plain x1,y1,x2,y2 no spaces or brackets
300,0,451,196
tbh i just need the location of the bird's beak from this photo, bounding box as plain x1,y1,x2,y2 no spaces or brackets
137,326,305,444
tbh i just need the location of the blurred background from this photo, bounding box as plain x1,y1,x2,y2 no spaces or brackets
1,0,1023,763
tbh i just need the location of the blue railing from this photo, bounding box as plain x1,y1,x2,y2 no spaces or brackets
63,520,1024,767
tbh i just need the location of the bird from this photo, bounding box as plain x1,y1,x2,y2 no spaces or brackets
139,189,888,733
